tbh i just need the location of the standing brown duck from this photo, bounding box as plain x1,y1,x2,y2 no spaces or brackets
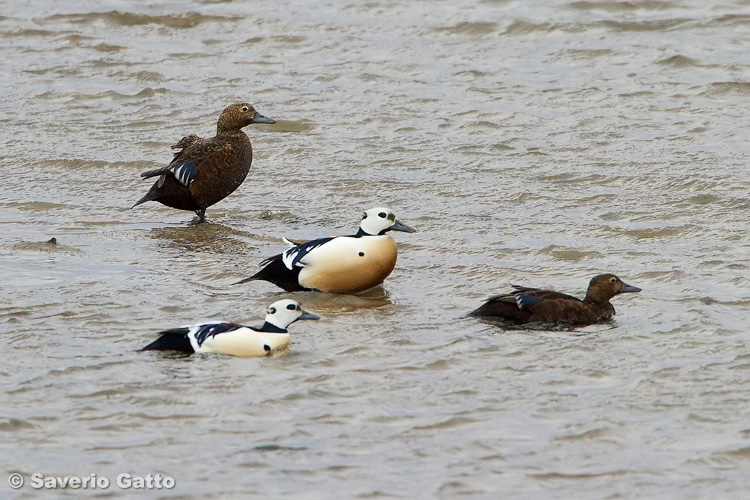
132,103,275,221
470,274,641,326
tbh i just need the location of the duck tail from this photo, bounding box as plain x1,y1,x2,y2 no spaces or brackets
469,295,524,320
139,166,173,179
131,191,154,209
231,253,284,285
232,256,306,291
132,167,170,209
139,328,193,352
232,275,258,286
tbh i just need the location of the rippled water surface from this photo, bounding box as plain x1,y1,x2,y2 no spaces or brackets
2,0,749,498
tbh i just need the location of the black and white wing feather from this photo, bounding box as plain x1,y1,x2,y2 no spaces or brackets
191,322,248,348
281,236,337,270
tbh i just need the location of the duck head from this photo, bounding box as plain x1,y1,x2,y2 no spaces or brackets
264,299,319,330
358,207,416,236
585,274,641,303
217,102,276,133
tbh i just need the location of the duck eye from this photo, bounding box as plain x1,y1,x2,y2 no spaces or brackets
378,212,386,218
242,106,249,112
610,277,617,283
286,304,296,310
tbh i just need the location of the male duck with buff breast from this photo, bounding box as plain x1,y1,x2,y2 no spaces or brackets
236,207,416,293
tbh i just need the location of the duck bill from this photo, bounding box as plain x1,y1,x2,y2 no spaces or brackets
252,113,276,124
299,310,320,321
620,282,641,293
391,219,416,233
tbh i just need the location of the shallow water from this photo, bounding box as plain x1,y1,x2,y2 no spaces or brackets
2,0,749,498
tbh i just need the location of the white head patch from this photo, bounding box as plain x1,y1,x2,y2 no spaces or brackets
265,299,304,329
264,299,320,328
359,207,397,236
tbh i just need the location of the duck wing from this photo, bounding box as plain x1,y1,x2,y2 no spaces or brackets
470,285,584,323
512,288,580,302
138,135,228,188
191,322,246,348
281,236,339,270
469,292,531,322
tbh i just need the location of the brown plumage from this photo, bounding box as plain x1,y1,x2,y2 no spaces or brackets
470,274,641,326
132,103,275,221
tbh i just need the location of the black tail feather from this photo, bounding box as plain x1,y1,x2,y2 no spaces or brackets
140,166,173,179
232,275,258,285
233,256,306,292
469,296,529,323
140,328,194,353
258,252,284,267
131,190,155,209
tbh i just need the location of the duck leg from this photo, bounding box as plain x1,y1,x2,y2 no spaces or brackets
195,207,206,222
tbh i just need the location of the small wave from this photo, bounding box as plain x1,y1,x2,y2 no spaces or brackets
613,225,696,239
44,11,242,29
598,18,695,32
131,71,166,84
562,49,618,60
36,88,173,102
555,427,609,441
503,20,564,35
656,55,704,68
532,469,631,479
701,81,750,96
0,418,37,431
433,21,499,36
568,1,677,12
537,246,604,262
5,28,59,38
710,14,750,28
244,35,307,45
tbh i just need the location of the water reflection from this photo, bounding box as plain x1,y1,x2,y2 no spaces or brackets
220,286,394,313
281,287,393,312
148,220,258,255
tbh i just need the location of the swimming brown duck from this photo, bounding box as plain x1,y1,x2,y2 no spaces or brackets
470,274,641,326
132,102,275,221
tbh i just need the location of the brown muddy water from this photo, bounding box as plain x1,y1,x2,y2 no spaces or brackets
1,1,749,499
